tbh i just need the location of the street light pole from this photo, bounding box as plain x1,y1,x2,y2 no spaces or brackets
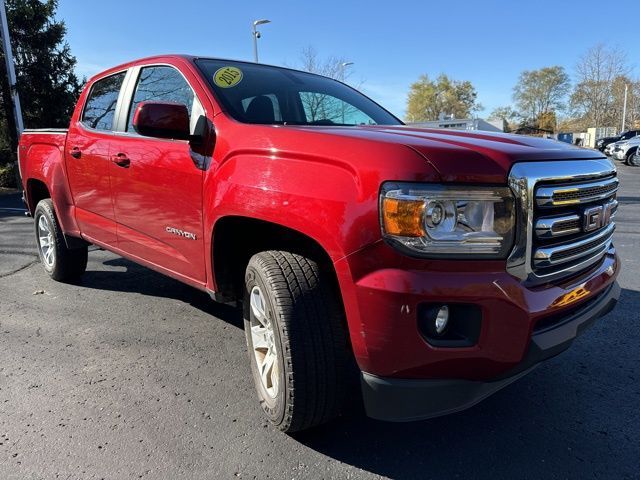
339,61,353,82
252,19,271,63
621,83,628,133
0,0,23,134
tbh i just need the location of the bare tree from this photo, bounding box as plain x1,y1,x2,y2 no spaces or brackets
570,44,629,131
298,46,351,81
296,47,365,124
488,106,520,132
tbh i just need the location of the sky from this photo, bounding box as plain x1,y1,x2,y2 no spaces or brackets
56,0,639,119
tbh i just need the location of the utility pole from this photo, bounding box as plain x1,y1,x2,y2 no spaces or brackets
621,83,628,133
0,0,23,135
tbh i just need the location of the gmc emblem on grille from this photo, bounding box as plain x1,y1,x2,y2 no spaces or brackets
583,202,615,232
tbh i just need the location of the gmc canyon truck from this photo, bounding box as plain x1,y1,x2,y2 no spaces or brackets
19,55,620,432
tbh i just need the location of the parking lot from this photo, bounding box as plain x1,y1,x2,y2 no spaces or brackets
0,163,639,480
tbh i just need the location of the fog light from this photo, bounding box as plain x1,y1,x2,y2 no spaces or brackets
434,305,449,335
421,304,450,338
417,303,482,347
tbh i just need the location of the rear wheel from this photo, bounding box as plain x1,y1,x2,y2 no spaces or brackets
243,250,349,433
34,199,88,281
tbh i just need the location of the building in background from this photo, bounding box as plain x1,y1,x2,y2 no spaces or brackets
410,115,503,132
558,127,618,148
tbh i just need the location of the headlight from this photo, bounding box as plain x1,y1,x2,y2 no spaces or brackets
380,182,515,258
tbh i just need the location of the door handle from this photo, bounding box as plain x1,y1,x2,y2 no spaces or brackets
111,153,130,168
69,147,82,159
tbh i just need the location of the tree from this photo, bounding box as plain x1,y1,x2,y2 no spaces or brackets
298,46,352,82
405,74,481,122
536,111,557,132
488,106,519,132
609,77,640,131
0,0,81,165
570,44,629,130
512,66,570,128
297,47,365,125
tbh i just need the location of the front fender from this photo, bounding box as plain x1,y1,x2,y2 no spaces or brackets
202,123,441,368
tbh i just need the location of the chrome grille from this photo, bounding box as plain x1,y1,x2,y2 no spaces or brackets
536,176,618,207
507,159,617,284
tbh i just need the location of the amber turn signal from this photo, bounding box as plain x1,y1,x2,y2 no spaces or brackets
381,198,425,237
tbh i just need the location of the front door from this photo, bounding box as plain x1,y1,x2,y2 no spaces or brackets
65,71,127,245
109,65,206,283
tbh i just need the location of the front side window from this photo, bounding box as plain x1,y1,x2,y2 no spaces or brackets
299,92,376,125
195,59,401,126
127,66,196,132
81,72,126,130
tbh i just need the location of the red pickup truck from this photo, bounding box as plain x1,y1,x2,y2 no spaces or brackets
18,55,620,432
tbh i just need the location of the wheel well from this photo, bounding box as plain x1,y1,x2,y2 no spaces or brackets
212,216,354,357
26,179,50,215
213,216,338,299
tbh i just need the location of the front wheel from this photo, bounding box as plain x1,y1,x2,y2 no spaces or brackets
626,148,639,166
243,251,350,433
34,199,88,281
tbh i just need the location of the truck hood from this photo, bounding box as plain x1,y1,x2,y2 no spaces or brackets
291,125,605,183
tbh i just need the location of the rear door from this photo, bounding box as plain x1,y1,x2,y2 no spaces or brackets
109,64,206,283
65,71,128,245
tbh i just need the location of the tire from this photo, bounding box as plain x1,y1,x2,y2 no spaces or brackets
626,148,639,166
34,199,88,281
243,250,349,433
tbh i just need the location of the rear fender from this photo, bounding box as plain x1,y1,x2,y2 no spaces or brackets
22,140,80,237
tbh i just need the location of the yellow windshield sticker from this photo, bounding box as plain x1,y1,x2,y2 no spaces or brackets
213,66,243,88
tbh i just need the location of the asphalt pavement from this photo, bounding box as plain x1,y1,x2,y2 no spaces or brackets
0,163,639,480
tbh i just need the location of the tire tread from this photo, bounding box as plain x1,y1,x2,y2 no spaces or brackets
247,250,348,432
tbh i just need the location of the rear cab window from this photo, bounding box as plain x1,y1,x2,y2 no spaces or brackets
81,72,127,131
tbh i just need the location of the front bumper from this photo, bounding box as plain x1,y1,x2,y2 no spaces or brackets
361,281,620,422
612,149,626,160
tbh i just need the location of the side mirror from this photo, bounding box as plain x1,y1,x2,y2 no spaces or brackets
132,101,190,140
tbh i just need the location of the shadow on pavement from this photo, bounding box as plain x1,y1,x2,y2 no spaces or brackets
78,256,243,330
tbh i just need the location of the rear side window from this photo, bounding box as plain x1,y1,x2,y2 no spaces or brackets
126,66,195,132
81,72,126,130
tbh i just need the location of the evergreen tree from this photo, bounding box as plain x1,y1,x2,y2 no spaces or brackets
0,0,81,165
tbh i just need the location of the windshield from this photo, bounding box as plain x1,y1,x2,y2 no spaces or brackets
195,59,402,127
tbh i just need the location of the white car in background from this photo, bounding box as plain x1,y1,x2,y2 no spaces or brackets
612,136,640,164
604,142,616,156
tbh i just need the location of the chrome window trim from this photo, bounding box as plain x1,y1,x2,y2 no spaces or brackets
79,68,131,132
113,63,206,136
507,158,616,284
